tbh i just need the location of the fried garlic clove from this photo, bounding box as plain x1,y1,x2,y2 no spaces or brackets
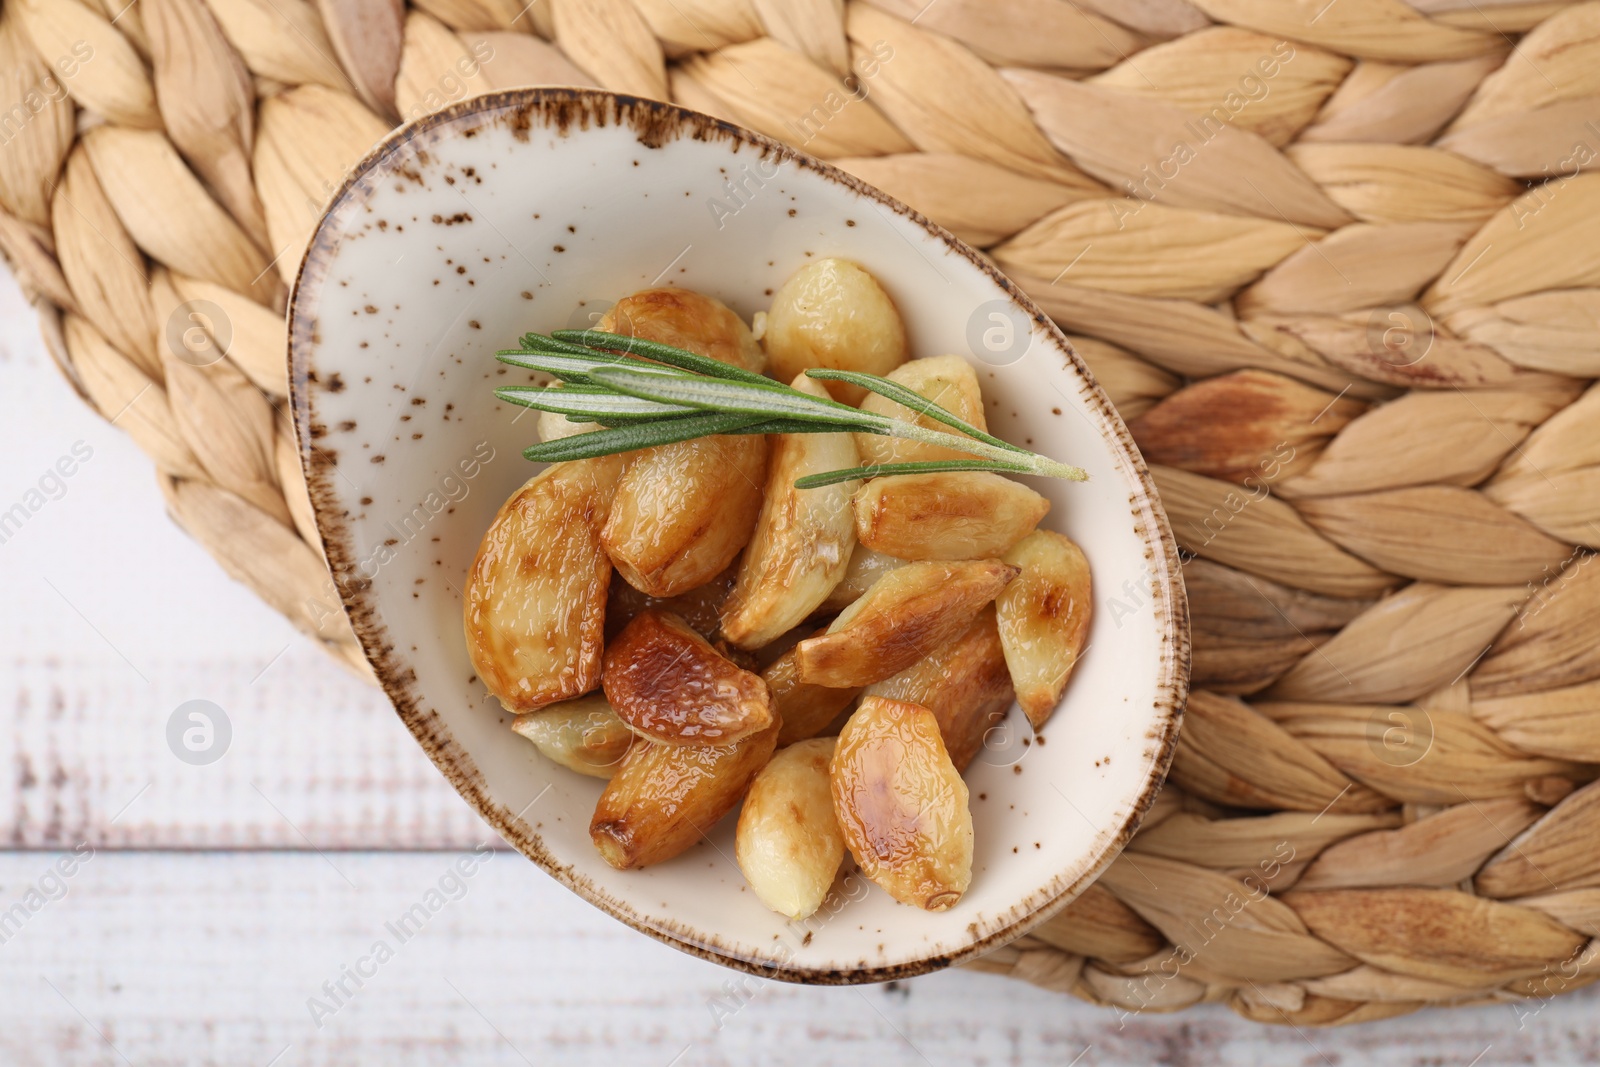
464,456,623,712
736,738,846,920
853,471,1050,561
511,693,636,779
796,559,1018,688
830,696,973,911
603,610,775,746
590,717,780,870
864,607,1014,772
854,354,988,466
598,287,766,373
721,374,861,649
763,643,861,746
996,530,1092,729
762,258,907,404
601,433,768,598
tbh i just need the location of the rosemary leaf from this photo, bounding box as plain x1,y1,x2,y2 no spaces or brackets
793,459,1037,490
586,367,885,427
495,385,699,419
496,350,690,383
552,329,774,385
521,411,769,462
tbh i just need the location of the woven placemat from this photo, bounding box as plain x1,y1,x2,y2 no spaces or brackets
5,0,1600,1026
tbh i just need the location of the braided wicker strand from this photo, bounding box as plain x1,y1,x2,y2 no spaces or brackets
4,0,1600,1025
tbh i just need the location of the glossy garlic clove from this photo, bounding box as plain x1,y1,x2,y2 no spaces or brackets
511,693,636,779
590,717,780,870
596,287,766,373
602,610,774,746
995,530,1093,729
863,606,1014,773
602,433,768,598
463,456,623,712
761,258,907,404
852,471,1050,561
736,738,846,920
721,374,861,649
795,559,1019,688
830,696,973,911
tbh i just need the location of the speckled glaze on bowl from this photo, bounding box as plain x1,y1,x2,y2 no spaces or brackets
289,88,1188,984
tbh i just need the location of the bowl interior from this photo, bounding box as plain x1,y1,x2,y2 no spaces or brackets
290,90,1187,982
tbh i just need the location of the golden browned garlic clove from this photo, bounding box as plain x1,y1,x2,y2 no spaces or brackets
603,610,775,746
590,717,780,870
763,643,862,747
597,287,766,373
830,696,973,911
601,433,768,597
864,607,1015,772
605,563,738,641
796,559,1019,688
511,693,637,779
995,530,1092,729
721,374,861,649
464,456,623,712
853,471,1051,561
854,354,989,466
736,738,846,920
819,544,906,613
761,258,908,404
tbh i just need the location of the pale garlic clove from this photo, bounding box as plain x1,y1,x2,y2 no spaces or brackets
763,642,861,747
863,606,1014,773
762,257,907,404
854,354,988,466
819,543,906,613
590,717,780,870
736,738,846,920
995,529,1092,729
602,610,774,746
830,696,973,911
796,559,1019,688
853,470,1050,561
511,693,636,779
463,456,623,712
721,374,861,649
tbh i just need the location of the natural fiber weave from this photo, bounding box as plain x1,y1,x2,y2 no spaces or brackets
5,0,1600,1026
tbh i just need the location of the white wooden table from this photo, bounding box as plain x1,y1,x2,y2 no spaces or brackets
3,272,1596,1065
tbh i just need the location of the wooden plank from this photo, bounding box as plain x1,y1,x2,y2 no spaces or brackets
0,274,488,849
1,850,1596,1066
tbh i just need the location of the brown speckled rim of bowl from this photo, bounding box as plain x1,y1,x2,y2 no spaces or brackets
289,87,1191,985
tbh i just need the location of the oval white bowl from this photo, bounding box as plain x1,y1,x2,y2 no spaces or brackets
289,89,1188,983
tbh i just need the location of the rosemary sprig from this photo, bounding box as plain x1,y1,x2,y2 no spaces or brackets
495,331,1087,486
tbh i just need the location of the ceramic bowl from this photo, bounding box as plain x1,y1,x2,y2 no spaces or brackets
289,88,1188,983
